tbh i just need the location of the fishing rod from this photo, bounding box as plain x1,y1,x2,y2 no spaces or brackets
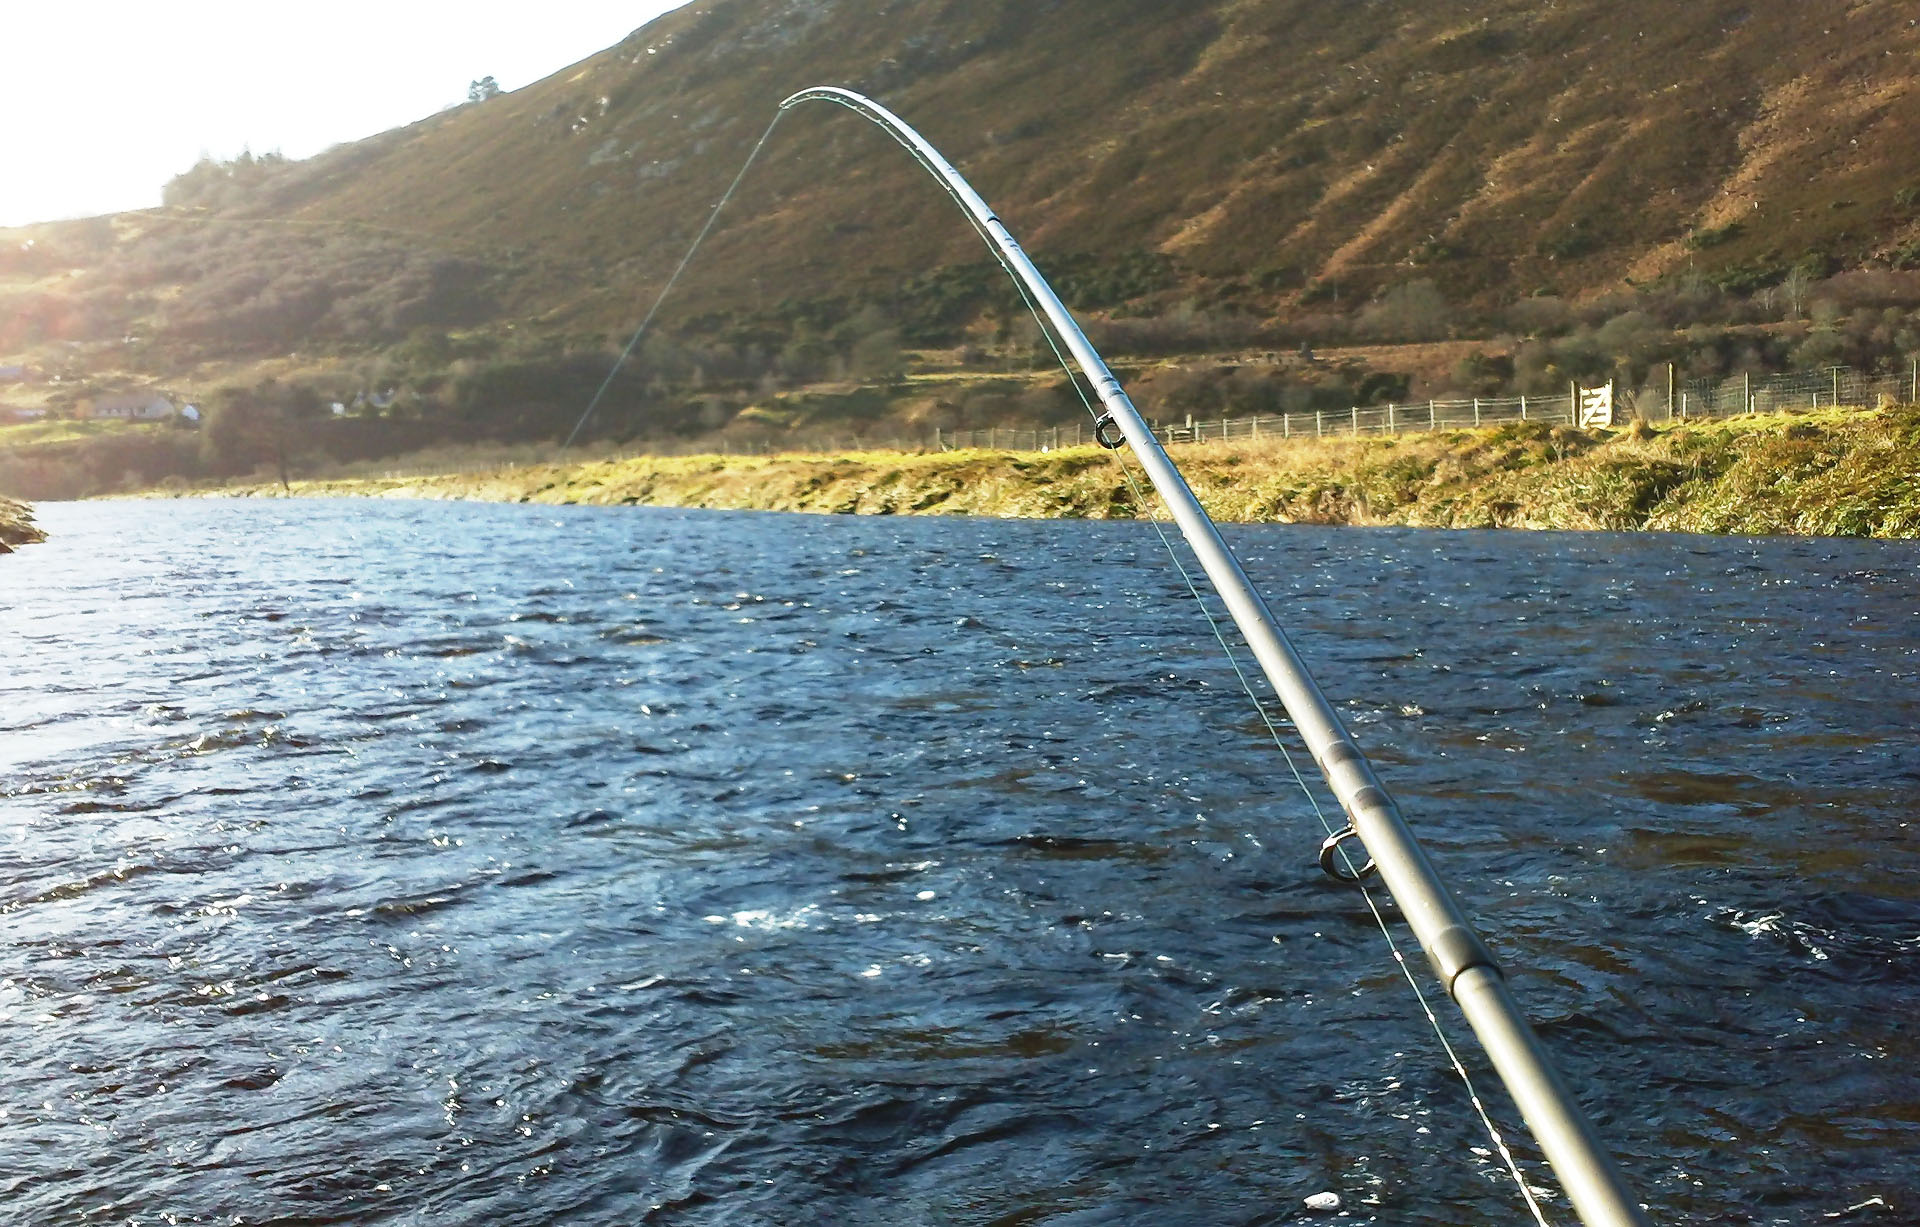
777,86,1650,1227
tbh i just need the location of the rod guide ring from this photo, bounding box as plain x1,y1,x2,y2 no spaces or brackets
1093,414,1126,450
1318,825,1378,885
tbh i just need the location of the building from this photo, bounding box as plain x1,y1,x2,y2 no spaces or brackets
84,391,176,421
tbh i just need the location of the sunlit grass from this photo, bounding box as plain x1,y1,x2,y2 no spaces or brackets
161,406,1920,538
0,418,154,447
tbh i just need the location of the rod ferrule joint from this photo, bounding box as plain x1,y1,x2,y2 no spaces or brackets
1429,924,1501,994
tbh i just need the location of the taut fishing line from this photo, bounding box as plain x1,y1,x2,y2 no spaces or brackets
998,264,1555,1227
862,95,1557,1220
562,111,788,451
573,94,1555,1223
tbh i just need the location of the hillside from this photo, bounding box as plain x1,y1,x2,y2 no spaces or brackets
5,0,1920,485
115,0,1920,314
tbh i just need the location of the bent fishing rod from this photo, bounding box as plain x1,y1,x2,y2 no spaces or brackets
771,87,1650,1227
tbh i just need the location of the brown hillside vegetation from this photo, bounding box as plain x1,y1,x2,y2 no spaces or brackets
5,0,1920,480
10,1,1920,328
157,0,1920,316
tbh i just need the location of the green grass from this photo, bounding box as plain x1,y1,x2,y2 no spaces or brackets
0,418,153,447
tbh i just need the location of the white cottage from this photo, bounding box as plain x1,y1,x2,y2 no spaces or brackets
86,391,176,421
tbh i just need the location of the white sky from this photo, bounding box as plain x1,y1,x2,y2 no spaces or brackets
0,1,694,228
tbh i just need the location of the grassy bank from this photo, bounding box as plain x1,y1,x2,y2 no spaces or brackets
0,495,44,551
188,407,1920,537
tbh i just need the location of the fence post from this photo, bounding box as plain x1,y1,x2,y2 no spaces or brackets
1912,357,1918,405
1744,372,1751,414
1316,410,1324,437
1351,405,1359,434
1473,398,1481,426
1520,395,1527,421
1283,414,1291,439
935,426,943,450
1388,403,1396,432
1834,366,1842,407
990,427,997,449
1429,400,1436,430
1251,416,1260,440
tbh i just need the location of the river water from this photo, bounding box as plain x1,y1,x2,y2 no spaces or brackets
2,499,1915,1225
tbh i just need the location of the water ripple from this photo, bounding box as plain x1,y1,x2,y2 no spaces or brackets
1,499,1916,1224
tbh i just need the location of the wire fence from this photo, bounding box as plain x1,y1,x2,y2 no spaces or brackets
1670,366,1919,421
331,362,1920,482
939,392,1578,451
937,362,1920,453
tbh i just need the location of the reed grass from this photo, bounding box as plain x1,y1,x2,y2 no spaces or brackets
183,406,1920,538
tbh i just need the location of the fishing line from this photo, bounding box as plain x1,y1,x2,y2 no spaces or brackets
561,110,789,451
793,92,1556,1219
564,89,1034,453
984,243,1555,1223
1102,437,1552,1223
577,92,1555,1219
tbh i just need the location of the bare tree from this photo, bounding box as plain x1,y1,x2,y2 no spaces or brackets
1782,266,1814,319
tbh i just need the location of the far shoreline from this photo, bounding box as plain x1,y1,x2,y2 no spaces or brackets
125,408,1920,540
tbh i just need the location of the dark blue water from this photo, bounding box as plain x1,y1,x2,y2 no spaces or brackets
2,499,1916,1225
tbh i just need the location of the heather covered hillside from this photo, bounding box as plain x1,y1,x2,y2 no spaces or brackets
117,0,1920,317
97,0,1920,314
5,0,1920,492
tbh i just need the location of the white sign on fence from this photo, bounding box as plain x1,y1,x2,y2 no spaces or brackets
1578,380,1615,428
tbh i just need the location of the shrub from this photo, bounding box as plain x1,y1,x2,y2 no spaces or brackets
1505,295,1573,337
1452,350,1515,396
1356,280,1449,342
1537,225,1598,260
1686,221,1746,250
